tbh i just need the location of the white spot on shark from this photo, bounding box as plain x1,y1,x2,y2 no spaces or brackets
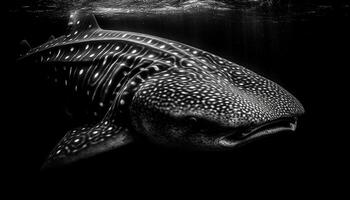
103,56,108,65
55,49,61,58
153,65,160,71
120,99,125,105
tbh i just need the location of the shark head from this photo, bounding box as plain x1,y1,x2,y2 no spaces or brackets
130,62,304,149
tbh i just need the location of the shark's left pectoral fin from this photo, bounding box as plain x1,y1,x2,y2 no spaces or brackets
42,121,133,169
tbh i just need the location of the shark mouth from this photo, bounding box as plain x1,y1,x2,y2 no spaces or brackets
218,117,298,147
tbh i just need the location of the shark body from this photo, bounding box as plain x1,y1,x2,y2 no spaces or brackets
19,12,304,168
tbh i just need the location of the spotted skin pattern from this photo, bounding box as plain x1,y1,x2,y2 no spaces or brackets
45,120,131,167
19,12,304,168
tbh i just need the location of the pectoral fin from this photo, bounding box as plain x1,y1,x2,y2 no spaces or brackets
42,120,132,169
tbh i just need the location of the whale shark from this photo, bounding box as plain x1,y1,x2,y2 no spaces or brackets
18,11,304,169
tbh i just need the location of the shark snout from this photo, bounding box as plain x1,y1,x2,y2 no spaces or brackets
218,116,298,147
217,81,305,147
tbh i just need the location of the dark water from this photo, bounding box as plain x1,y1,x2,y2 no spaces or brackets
5,0,349,192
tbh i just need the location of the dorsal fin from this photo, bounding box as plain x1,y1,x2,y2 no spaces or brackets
67,11,100,34
48,35,55,42
19,40,31,56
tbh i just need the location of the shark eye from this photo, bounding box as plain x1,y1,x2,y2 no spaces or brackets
187,116,203,131
189,117,198,123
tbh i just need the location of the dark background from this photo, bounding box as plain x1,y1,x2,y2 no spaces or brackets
4,0,349,194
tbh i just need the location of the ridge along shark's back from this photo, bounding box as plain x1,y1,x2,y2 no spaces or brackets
18,11,304,170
